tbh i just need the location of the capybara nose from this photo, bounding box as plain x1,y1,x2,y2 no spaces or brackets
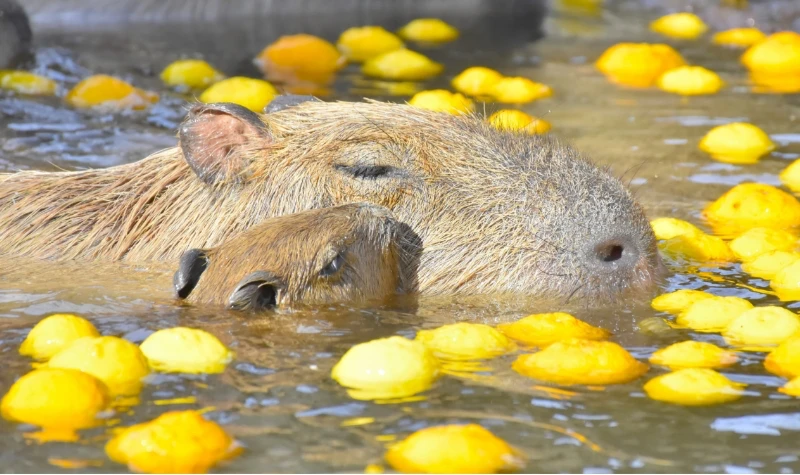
590,235,641,274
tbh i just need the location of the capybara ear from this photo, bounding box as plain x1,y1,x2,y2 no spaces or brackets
173,248,209,299
227,271,283,311
179,102,269,185
264,94,317,114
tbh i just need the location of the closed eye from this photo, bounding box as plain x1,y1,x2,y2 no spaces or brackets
319,252,345,277
334,164,404,180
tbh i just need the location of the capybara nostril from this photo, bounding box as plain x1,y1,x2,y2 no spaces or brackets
592,237,639,271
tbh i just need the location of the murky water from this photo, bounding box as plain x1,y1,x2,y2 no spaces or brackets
2,1,800,473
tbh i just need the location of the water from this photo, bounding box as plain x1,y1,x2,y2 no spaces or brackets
2,1,800,472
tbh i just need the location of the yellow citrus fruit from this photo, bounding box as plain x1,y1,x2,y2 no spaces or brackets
47,336,149,396
742,31,800,75
385,424,523,473
657,66,724,95
65,75,158,109
362,49,443,81
595,43,685,87
660,232,734,262
643,368,744,406
723,306,800,347
397,18,459,43
650,217,704,240
160,59,224,90
649,13,708,40
742,250,800,280
408,89,474,115
771,259,800,301
512,338,648,385
140,327,233,374
488,110,551,134
20,313,100,361
489,77,553,104
415,323,514,361
1,368,109,430
0,71,56,95
779,376,800,397
651,289,715,314
780,159,800,193
729,227,796,261
704,183,800,235
497,312,610,347
337,26,404,62
198,76,277,113
649,341,738,370
256,34,346,77
331,336,440,400
764,337,800,378
699,122,776,164
713,28,767,48
750,71,800,94
106,410,241,474
676,296,754,332
452,66,504,97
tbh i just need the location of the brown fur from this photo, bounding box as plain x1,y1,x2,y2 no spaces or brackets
0,99,660,301
178,203,411,308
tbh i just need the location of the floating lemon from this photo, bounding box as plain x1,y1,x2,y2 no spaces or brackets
723,306,800,347
408,90,474,115
713,28,767,48
764,337,800,378
699,122,776,164
779,376,800,397
106,410,241,474
47,336,149,396
452,67,504,97
771,259,800,300
676,296,754,332
256,34,346,79
362,49,443,81
489,77,553,103
512,339,648,385
742,31,800,75
729,227,796,262
65,75,158,110
498,312,610,347
331,336,440,400
415,323,514,360
649,13,708,40
397,18,459,43
0,71,56,95
337,26,404,62
742,250,800,280
704,183,800,235
1,368,109,431
20,313,100,361
660,232,734,262
750,71,800,94
140,327,233,374
650,217,704,240
488,110,551,134
198,77,277,113
649,341,738,370
779,159,800,193
651,289,715,314
643,368,744,406
657,66,724,95
386,424,523,473
595,43,685,87
160,59,224,90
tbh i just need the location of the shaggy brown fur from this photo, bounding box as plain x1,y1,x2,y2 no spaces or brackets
175,203,412,309
0,98,660,301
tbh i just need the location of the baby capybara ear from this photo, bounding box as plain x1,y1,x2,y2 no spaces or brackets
227,271,283,311
179,102,270,185
173,249,209,299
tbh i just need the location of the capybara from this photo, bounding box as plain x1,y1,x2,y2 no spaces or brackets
173,203,412,310
0,98,661,302
0,0,31,69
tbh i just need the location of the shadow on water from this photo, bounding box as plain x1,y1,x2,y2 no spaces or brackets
2,0,800,472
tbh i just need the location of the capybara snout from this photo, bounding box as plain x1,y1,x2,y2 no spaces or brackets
172,203,414,310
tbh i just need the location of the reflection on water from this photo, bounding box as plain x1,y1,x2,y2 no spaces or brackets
2,0,800,473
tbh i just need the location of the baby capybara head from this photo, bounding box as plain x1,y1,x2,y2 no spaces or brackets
173,203,412,310
179,98,661,302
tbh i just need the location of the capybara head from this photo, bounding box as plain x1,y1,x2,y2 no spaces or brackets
176,98,661,302
173,203,413,310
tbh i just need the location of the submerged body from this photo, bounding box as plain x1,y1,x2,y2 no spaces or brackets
0,98,661,301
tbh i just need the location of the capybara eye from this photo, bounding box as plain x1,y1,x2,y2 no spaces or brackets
334,164,399,180
320,252,345,277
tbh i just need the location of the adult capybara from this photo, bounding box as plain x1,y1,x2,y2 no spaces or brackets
173,203,412,310
0,98,661,302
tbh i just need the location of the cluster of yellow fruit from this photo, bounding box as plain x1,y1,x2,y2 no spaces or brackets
1,313,238,473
